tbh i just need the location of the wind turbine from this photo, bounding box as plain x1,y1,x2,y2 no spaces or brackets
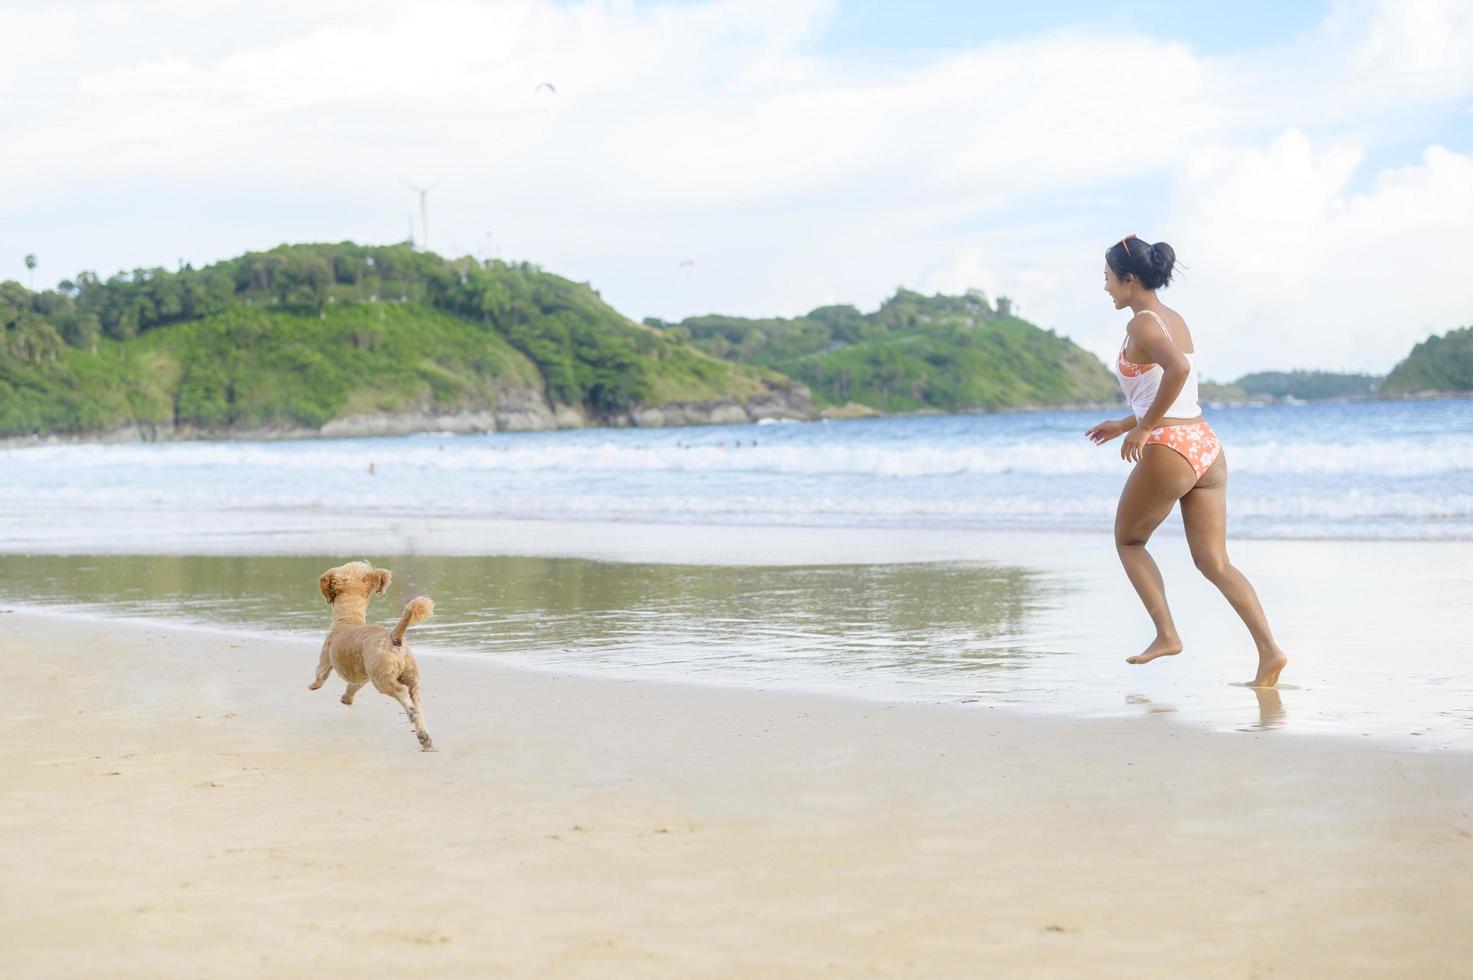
400,178,443,251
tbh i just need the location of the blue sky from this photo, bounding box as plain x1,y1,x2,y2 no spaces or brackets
809,0,1333,56
1,0,1470,377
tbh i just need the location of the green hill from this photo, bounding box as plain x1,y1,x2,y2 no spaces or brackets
1383,325,1473,394
649,289,1118,413
1235,370,1382,400
0,243,800,439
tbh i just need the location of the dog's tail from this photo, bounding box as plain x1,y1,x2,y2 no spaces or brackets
390,596,434,646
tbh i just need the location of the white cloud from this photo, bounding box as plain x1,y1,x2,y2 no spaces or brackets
1349,0,1473,84
917,246,1001,300
0,0,1470,376
1166,134,1473,376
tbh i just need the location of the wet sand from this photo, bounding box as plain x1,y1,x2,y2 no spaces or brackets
3,609,1471,978
3,532,1470,746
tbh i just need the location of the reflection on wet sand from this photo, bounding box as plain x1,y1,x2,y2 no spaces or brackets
1240,686,1287,732
1128,687,1287,732
1125,693,1177,714
0,553,1064,694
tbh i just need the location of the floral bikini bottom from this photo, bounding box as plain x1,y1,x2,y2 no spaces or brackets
1145,418,1222,480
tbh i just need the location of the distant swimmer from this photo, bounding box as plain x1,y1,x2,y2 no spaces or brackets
367,462,376,476
1085,234,1287,689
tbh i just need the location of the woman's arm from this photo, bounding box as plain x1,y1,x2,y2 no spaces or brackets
1126,314,1190,430
1118,314,1190,461
1085,413,1138,444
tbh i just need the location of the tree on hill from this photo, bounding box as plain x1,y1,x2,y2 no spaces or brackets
5,243,676,413
1382,325,1473,394
654,287,1116,412
1234,370,1381,399
0,242,793,438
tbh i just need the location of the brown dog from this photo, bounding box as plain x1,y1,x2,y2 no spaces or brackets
310,560,435,751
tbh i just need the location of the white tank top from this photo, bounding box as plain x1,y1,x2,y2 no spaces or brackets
1115,309,1202,422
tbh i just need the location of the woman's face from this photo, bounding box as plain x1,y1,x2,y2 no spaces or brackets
1103,262,1130,309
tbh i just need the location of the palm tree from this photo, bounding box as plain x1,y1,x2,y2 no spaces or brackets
24,253,36,290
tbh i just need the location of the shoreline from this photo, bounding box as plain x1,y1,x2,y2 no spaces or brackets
0,398,1116,450
0,509,1468,558
3,609,1471,977
3,598,1463,756
3,522,1471,755
3,391,1468,450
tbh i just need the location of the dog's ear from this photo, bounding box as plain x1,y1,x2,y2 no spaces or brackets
318,571,338,604
370,569,392,595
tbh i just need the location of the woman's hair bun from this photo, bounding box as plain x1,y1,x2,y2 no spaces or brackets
1149,242,1176,285
1106,236,1176,290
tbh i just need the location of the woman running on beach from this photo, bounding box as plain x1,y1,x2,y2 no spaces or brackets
1085,235,1288,688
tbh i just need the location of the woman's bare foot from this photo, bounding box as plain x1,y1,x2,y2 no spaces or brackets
1126,635,1183,665
1246,649,1288,688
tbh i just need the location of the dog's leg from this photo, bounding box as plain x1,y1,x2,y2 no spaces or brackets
385,680,433,752
341,681,366,705
308,641,333,690
409,679,429,747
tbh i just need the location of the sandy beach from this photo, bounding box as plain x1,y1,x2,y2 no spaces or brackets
8,0,1472,973
3,608,1470,978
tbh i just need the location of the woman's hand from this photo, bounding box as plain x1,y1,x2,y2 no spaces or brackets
1120,424,1151,463
1085,419,1128,445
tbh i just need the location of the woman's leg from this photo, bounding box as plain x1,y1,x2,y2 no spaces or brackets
1179,453,1289,687
1115,446,1198,664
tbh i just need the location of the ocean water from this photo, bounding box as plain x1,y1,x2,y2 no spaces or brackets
1,398,1470,542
